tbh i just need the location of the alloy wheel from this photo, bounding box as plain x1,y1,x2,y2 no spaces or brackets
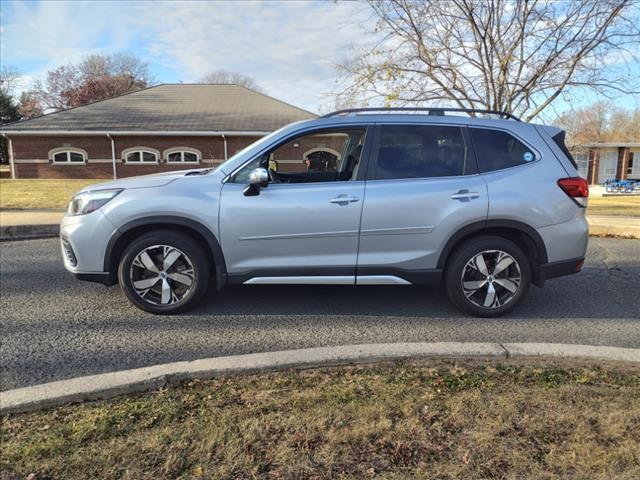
460,249,521,309
129,245,194,305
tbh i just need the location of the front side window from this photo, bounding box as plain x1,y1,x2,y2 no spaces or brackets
470,128,536,172
232,128,366,184
51,149,86,163
374,125,467,180
124,150,159,163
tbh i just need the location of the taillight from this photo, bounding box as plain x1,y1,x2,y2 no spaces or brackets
557,177,589,207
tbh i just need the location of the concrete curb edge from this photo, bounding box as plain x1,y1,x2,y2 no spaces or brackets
2,342,639,414
0,224,59,241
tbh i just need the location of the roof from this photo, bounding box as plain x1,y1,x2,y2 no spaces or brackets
1,84,316,133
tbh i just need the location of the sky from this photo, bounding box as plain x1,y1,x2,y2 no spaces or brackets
0,0,374,113
1,0,638,116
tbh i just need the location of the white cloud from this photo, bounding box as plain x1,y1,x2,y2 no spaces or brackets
2,0,377,112
1,1,133,82
133,0,376,112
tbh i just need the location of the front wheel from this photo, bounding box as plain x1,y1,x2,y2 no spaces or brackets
118,230,210,314
445,236,531,317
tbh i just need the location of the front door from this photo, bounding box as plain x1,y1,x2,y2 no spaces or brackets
219,127,369,283
357,124,488,283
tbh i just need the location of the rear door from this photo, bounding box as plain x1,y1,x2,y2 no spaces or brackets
356,123,488,283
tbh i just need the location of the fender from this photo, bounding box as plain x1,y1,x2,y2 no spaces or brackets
104,215,227,288
436,219,548,270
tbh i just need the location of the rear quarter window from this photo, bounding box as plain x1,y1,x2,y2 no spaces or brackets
470,128,536,173
551,131,579,170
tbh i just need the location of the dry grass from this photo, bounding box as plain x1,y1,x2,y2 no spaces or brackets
0,179,104,209
2,360,639,480
587,195,640,217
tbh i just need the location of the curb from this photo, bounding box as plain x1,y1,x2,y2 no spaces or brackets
2,342,639,415
0,224,59,241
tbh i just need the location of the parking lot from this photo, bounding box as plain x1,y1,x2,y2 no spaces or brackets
1,236,639,390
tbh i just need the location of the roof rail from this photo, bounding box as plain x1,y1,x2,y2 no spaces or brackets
320,107,521,121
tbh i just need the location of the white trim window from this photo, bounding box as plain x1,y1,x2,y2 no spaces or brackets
163,147,201,164
629,150,640,179
598,149,618,181
122,147,160,164
49,147,87,164
573,150,589,179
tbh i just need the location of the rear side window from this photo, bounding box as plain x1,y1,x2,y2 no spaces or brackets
374,125,468,179
470,128,535,173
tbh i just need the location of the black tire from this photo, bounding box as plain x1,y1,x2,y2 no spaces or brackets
118,230,210,314
445,235,531,317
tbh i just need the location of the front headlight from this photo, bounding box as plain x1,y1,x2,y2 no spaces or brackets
67,189,123,216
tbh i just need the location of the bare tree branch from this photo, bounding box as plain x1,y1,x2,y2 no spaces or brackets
336,0,640,120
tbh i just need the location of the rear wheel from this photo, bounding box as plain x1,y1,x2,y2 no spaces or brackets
445,236,531,317
118,230,209,314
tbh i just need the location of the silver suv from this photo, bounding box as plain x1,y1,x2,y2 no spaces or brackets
61,108,589,317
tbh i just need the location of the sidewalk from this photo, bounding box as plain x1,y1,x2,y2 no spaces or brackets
0,209,65,225
587,214,640,238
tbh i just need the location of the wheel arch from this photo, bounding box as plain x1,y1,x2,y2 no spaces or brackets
436,220,548,286
104,216,227,288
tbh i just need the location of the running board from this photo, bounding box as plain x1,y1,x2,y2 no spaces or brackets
243,275,412,285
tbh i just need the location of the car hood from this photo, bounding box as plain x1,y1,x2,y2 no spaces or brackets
79,168,213,192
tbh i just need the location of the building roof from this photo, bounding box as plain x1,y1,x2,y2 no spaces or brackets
1,84,316,134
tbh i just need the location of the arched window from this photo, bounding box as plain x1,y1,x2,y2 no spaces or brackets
163,147,201,164
49,147,87,164
122,147,160,164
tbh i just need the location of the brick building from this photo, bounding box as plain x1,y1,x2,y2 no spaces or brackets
572,143,640,185
0,84,316,179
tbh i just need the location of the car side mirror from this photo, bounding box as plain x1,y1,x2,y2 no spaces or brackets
243,167,269,196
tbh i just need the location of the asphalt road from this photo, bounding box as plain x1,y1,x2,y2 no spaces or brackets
1,237,639,390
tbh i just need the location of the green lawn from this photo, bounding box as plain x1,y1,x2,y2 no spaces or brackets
2,360,639,479
0,179,104,209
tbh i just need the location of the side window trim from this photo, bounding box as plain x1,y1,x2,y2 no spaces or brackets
227,125,372,184
364,123,474,181
468,126,541,174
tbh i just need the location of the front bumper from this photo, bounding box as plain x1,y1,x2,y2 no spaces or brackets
60,210,117,280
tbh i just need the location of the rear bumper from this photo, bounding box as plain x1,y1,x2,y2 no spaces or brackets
540,257,585,281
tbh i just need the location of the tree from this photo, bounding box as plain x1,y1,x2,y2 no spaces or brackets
554,101,639,147
17,90,44,119
36,53,152,111
337,0,640,121
199,70,263,92
0,66,20,97
0,91,21,164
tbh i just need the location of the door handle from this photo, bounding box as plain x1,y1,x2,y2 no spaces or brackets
330,195,359,204
451,190,479,201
